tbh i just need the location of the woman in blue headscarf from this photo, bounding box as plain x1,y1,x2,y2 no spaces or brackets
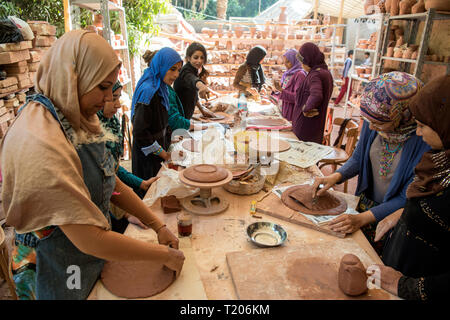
131,47,183,198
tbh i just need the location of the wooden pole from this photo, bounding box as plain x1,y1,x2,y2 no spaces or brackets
314,0,319,20
338,0,345,24
63,0,71,33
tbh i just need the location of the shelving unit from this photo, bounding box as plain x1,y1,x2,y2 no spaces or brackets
66,0,134,96
343,13,387,117
377,9,450,79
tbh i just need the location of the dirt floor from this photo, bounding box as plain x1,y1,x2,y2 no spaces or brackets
0,104,360,300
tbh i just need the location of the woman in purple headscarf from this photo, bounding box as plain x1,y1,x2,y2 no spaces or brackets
292,42,334,143
270,49,307,121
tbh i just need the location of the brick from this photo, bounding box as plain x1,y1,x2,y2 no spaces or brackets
0,50,30,65
10,73,29,82
4,98,19,108
0,99,4,107
28,62,39,72
16,92,26,103
0,77,18,89
0,41,33,53
0,109,15,123
0,85,18,95
29,23,57,36
18,78,32,89
28,72,36,82
28,50,42,62
0,106,6,116
33,35,57,48
0,121,9,138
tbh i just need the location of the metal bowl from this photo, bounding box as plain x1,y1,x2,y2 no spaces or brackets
246,222,287,248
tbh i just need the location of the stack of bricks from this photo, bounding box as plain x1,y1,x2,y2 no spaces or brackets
0,21,57,138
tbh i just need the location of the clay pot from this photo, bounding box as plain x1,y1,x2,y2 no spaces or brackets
394,48,404,58
296,34,303,40
411,50,418,59
391,0,400,15
403,49,413,59
256,31,262,39
93,14,103,28
183,164,228,183
261,30,269,39
249,26,256,38
279,6,288,23
364,0,375,14
394,27,404,38
386,0,393,11
365,67,373,74
338,254,368,296
271,30,278,39
387,47,395,57
227,29,233,38
399,0,416,15
412,0,426,12
356,67,365,76
432,54,438,61
396,36,404,46
235,26,243,38
425,0,450,11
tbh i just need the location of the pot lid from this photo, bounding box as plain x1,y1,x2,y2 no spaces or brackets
182,164,229,183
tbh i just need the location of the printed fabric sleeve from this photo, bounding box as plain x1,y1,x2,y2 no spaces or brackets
117,165,143,190
168,88,190,131
398,272,450,300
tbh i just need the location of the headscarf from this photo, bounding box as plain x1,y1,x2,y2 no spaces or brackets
246,45,267,90
297,42,328,70
98,80,124,163
131,47,182,118
360,72,422,144
281,49,304,85
407,75,450,198
36,30,120,134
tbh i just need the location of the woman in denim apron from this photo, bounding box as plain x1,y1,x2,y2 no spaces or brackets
0,30,183,300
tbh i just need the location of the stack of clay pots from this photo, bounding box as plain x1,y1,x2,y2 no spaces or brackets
403,44,419,59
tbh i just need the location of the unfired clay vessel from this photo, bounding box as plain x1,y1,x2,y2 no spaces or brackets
338,254,368,296
387,47,395,57
391,0,400,15
386,0,393,11
412,0,426,13
400,0,417,15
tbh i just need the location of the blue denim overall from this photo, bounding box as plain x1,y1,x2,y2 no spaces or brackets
14,94,116,299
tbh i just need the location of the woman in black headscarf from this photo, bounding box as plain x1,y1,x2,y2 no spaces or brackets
233,45,268,98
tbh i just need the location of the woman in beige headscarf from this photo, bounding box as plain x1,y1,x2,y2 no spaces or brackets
0,30,184,300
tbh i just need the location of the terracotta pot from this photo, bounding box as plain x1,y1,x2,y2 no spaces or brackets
93,14,103,28
412,0,426,12
261,30,269,39
365,0,375,14
271,31,278,39
227,29,233,38
256,31,262,39
394,48,404,58
394,28,404,37
411,50,419,59
249,27,256,38
288,34,295,39
387,47,395,57
396,36,404,46
365,67,373,74
425,0,450,11
279,6,288,23
431,54,438,61
360,43,369,49
218,25,224,38
377,0,387,12
356,67,365,76
391,0,400,15
296,34,303,40
235,27,243,38
386,0,393,11
338,254,368,296
403,49,413,59
399,0,416,15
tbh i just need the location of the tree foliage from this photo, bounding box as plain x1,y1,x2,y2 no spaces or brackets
0,0,169,57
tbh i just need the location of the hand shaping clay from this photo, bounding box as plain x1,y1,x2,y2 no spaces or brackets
101,260,177,299
161,195,181,214
338,254,368,296
281,184,347,216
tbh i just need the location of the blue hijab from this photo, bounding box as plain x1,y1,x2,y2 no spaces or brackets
131,47,182,118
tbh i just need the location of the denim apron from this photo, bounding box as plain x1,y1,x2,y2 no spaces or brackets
14,94,116,299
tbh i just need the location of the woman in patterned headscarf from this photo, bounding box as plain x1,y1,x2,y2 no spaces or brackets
370,75,450,300
312,72,430,254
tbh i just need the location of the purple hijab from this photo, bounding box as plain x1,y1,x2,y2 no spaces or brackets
297,42,328,70
281,49,303,84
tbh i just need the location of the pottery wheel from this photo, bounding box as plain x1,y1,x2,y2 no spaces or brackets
182,164,228,183
179,166,233,215
100,260,176,299
181,139,199,153
249,138,291,153
281,185,347,216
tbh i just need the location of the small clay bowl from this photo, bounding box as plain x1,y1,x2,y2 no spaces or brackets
246,222,287,248
182,164,228,183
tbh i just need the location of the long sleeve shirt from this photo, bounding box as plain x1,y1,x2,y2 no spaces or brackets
342,57,352,78
168,86,190,131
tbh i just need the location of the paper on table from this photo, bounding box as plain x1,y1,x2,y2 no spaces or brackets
274,139,333,168
271,184,359,226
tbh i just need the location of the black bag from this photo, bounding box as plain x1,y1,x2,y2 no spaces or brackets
0,18,24,44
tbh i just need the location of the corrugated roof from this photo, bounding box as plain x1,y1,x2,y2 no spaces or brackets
255,0,365,21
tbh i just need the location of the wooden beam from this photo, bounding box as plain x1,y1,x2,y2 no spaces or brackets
63,0,71,33
314,0,319,20
338,0,345,24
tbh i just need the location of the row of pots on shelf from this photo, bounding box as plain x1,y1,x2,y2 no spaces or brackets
365,0,450,15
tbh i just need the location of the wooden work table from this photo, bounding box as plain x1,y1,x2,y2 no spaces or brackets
89,109,395,300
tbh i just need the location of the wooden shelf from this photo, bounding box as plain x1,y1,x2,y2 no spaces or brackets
350,74,370,83
389,10,450,21
381,56,417,64
0,84,34,99
203,20,346,29
423,60,450,66
208,37,334,43
355,48,376,53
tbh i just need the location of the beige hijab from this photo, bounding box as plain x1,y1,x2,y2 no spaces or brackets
36,30,120,134
0,30,120,233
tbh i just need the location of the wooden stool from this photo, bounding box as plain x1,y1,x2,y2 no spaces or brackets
0,226,17,299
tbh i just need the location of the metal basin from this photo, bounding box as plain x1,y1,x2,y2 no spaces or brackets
246,222,287,248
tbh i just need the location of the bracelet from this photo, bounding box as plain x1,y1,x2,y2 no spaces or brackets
155,224,167,233
153,146,163,156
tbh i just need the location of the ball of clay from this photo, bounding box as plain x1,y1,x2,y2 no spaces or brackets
338,254,368,296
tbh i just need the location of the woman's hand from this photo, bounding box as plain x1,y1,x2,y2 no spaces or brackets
311,172,342,197
199,105,216,118
164,247,185,278
157,225,180,249
367,264,403,297
303,109,319,117
127,215,149,230
327,211,375,234
168,150,185,162
274,80,282,91
374,208,403,242
197,83,210,100
140,176,159,191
